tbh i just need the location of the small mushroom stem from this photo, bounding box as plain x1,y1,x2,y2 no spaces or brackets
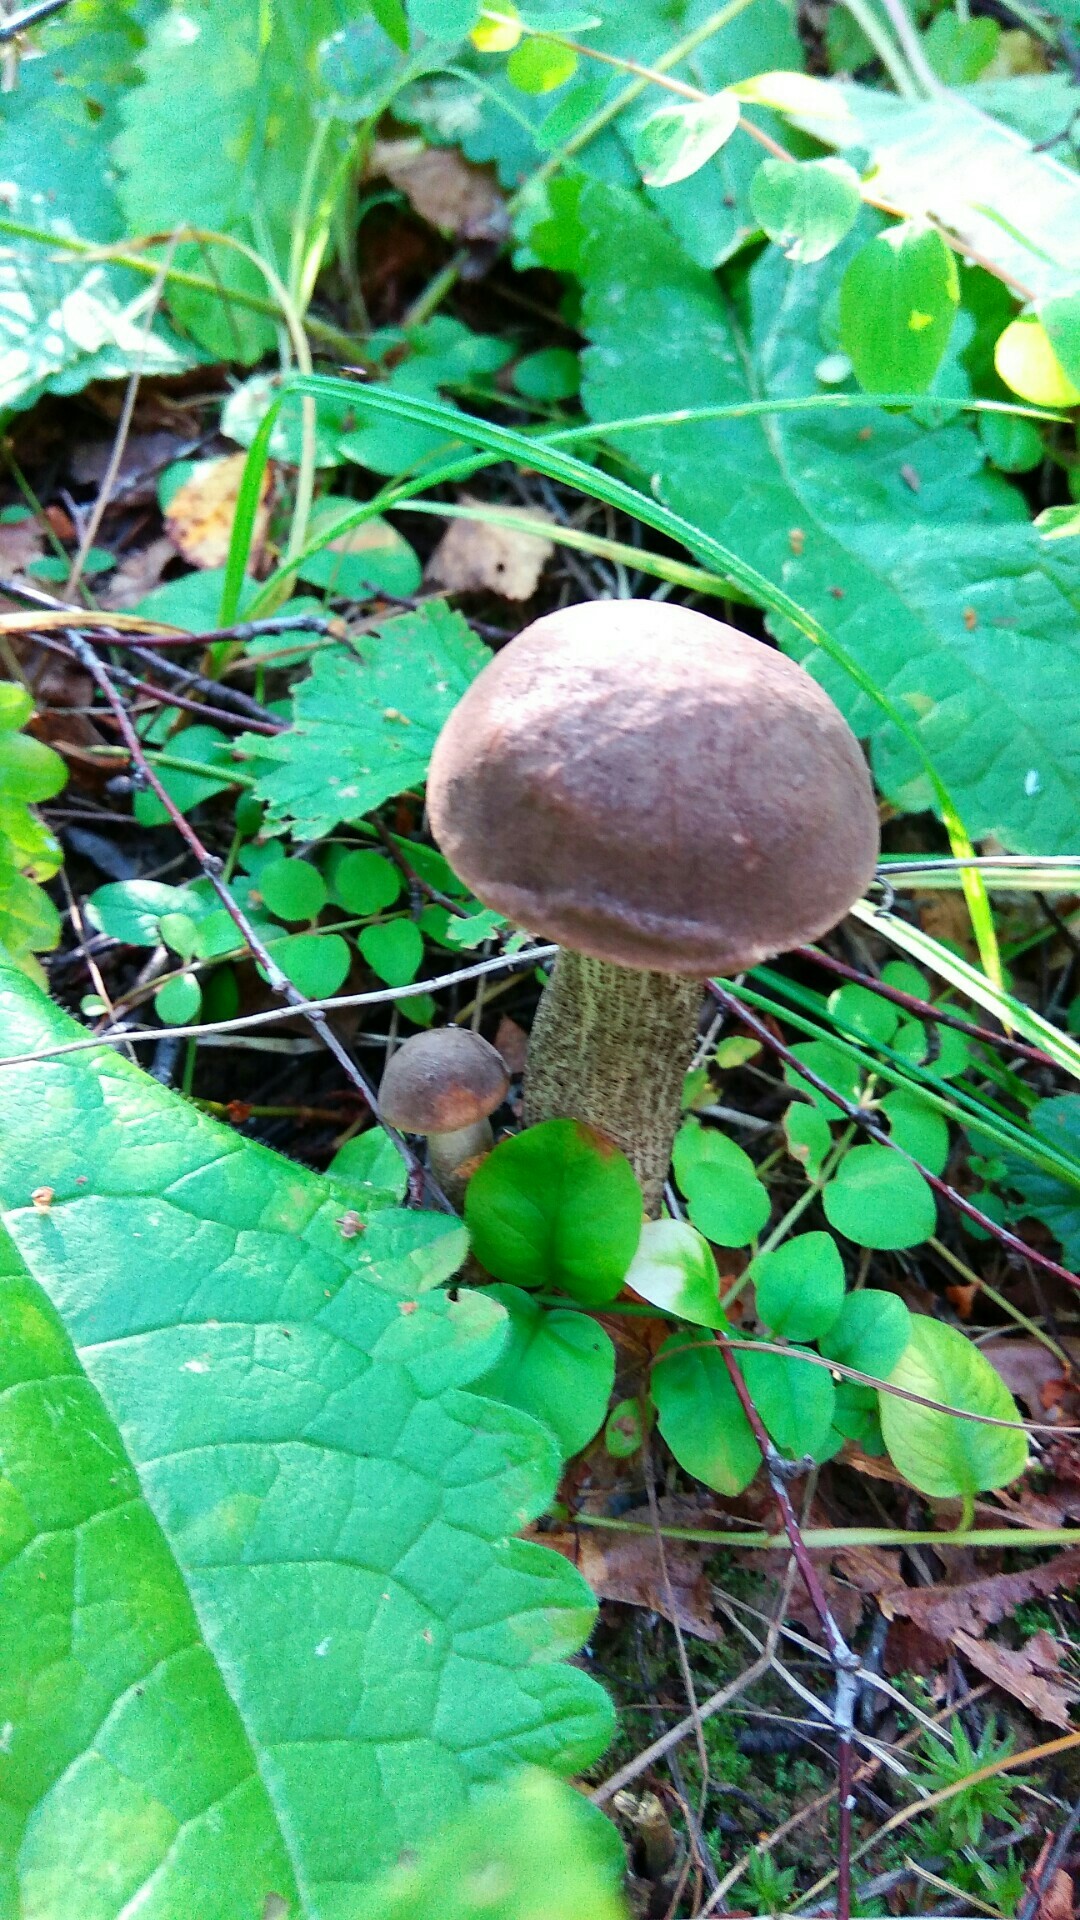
523,951,703,1217
427,1118,494,1205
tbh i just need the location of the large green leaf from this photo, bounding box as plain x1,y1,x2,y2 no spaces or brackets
878,1314,1027,1498
353,1768,627,1920
0,962,612,1916
238,604,491,839
113,0,354,358
555,180,1080,852
786,80,1080,303
1004,1095,1080,1274
0,11,194,411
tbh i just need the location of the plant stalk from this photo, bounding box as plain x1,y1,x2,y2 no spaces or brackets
523,951,703,1216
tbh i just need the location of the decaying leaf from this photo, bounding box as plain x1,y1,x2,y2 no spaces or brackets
878,1547,1080,1644
165,451,272,570
953,1628,1080,1729
369,139,508,243
425,501,555,600
100,534,178,610
0,515,44,590
69,430,188,506
984,1336,1080,1419
534,1517,720,1642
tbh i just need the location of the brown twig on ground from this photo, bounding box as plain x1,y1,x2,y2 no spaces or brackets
63,630,453,1210
709,980,1080,1293
713,1335,860,1920
1016,1787,1080,1920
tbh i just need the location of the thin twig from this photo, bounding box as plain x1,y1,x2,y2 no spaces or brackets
710,980,1080,1294
714,1335,860,1920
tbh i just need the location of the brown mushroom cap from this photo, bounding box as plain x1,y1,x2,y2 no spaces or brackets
427,600,879,977
379,1028,510,1135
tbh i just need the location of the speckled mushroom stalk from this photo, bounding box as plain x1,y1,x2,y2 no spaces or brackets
523,956,702,1216
428,600,880,1218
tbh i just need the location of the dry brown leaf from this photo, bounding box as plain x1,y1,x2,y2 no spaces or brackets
0,515,44,579
100,535,178,610
494,1015,528,1077
1037,1868,1076,1920
879,1547,1080,1645
369,139,507,242
953,1627,1080,1728
983,1336,1080,1418
70,430,188,507
425,502,554,600
165,453,271,571
533,1521,720,1641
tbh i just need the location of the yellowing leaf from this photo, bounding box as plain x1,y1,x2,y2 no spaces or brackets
995,315,1080,408
165,452,272,571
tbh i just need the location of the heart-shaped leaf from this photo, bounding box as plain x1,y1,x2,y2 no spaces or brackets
466,1119,642,1305
651,1332,760,1496
472,1284,616,1458
749,1231,845,1342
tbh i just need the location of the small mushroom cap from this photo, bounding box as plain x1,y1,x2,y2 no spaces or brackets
379,1028,510,1134
427,600,879,977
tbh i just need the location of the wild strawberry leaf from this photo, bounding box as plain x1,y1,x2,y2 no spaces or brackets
0,960,613,1916
238,603,491,839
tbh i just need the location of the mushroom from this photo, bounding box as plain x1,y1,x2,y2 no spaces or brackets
378,1027,510,1204
426,599,879,1217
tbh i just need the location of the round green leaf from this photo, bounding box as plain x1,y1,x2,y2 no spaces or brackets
153,974,203,1026
632,90,740,188
506,34,578,92
409,0,481,34
978,410,1044,474
741,1345,837,1461
85,880,205,948
819,1288,912,1386
0,728,67,804
750,1232,845,1343
465,1119,642,1305
784,1101,833,1179
879,1314,1028,1498
359,918,424,986
881,1087,949,1175
749,156,861,264
823,1145,936,1249
258,858,328,922
881,960,929,999
623,1220,728,1328
512,347,580,400
329,849,403,915
605,1397,645,1459
892,1016,970,1079
827,981,899,1047
839,219,960,395
474,1285,617,1459
784,1040,861,1116
651,1332,759,1496
0,682,33,731
157,912,199,961
673,1121,771,1247
265,931,351,998
297,507,422,599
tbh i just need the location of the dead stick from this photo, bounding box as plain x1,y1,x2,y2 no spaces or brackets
715,1334,859,1920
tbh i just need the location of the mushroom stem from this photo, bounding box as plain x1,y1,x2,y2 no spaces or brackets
427,1118,494,1205
523,951,703,1217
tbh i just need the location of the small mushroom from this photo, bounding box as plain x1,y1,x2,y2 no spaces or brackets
427,599,879,1215
379,1027,510,1204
